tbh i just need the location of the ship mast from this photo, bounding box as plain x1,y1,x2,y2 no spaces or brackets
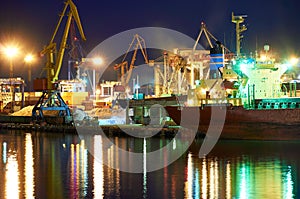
231,12,247,57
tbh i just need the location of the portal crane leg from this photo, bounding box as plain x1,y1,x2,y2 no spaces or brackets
32,90,73,125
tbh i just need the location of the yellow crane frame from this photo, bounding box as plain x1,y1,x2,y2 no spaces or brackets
41,0,86,90
32,0,86,124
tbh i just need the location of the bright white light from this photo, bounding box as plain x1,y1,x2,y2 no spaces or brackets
2,142,7,163
24,54,34,63
4,46,19,58
289,57,298,66
240,63,248,74
284,166,294,199
96,89,101,95
92,57,103,65
260,55,267,61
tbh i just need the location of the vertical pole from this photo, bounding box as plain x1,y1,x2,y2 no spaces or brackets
199,62,203,80
289,82,297,97
178,70,181,95
9,59,14,112
21,83,25,108
93,69,96,98
126,101,129,124
76,66,80,80
294,82,297,97
28,64,32,91
236,22,241,57
12,84,15,113
121,64,125,86
136,75,139,97
9,59,13,78
247,84,250,109
154,66,160,97
0,84,2,112
133,78,135,96
252,84,255,108
68,60,71,80
163,53,167,94
190,62,194,89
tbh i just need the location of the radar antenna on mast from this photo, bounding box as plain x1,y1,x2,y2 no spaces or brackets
231,12,247,57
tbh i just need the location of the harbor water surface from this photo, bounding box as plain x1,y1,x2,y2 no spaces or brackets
0,129,299,198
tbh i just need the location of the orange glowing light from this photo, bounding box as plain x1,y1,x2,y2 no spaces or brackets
24,54,35,63
4,45,19,58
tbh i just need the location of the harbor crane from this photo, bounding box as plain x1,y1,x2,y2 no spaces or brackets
193,22,230,53
114,34,149,91
112,34,149,108
192,22,232,80
32,0,86,124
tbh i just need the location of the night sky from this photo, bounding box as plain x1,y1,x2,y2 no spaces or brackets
0,0,300,82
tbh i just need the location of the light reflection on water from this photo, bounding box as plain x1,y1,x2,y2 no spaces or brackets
93,135,104,199
0,130,298,198
5,150,19,199
25,133,34,199
69,139,88,199
186,141,297,199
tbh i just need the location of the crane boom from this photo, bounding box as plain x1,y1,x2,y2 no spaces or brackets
126,34,148,86
193,22,230,53
114,34,149,88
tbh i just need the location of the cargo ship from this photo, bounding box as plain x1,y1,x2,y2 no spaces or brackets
165,102,300,140
165,46,300,140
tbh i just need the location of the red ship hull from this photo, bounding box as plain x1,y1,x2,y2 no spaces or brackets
165,105,300,140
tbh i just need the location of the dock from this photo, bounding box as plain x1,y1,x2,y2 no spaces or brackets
0,115,183,138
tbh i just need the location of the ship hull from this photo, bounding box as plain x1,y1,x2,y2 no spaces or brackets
165,106,300,140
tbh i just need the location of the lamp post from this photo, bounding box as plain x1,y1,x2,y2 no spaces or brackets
91,57,103,98
4,46,19,78
4,45,19,112
24,54,35,91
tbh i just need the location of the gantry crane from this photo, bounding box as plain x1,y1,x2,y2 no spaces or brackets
32,0,86,124
114,34,149,90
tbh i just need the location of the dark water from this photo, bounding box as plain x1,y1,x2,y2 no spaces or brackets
0,129,299,199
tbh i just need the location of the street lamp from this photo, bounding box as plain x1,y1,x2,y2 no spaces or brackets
4,45,19,78
24,53,35,91
3,45,19,112
91,57,103,98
